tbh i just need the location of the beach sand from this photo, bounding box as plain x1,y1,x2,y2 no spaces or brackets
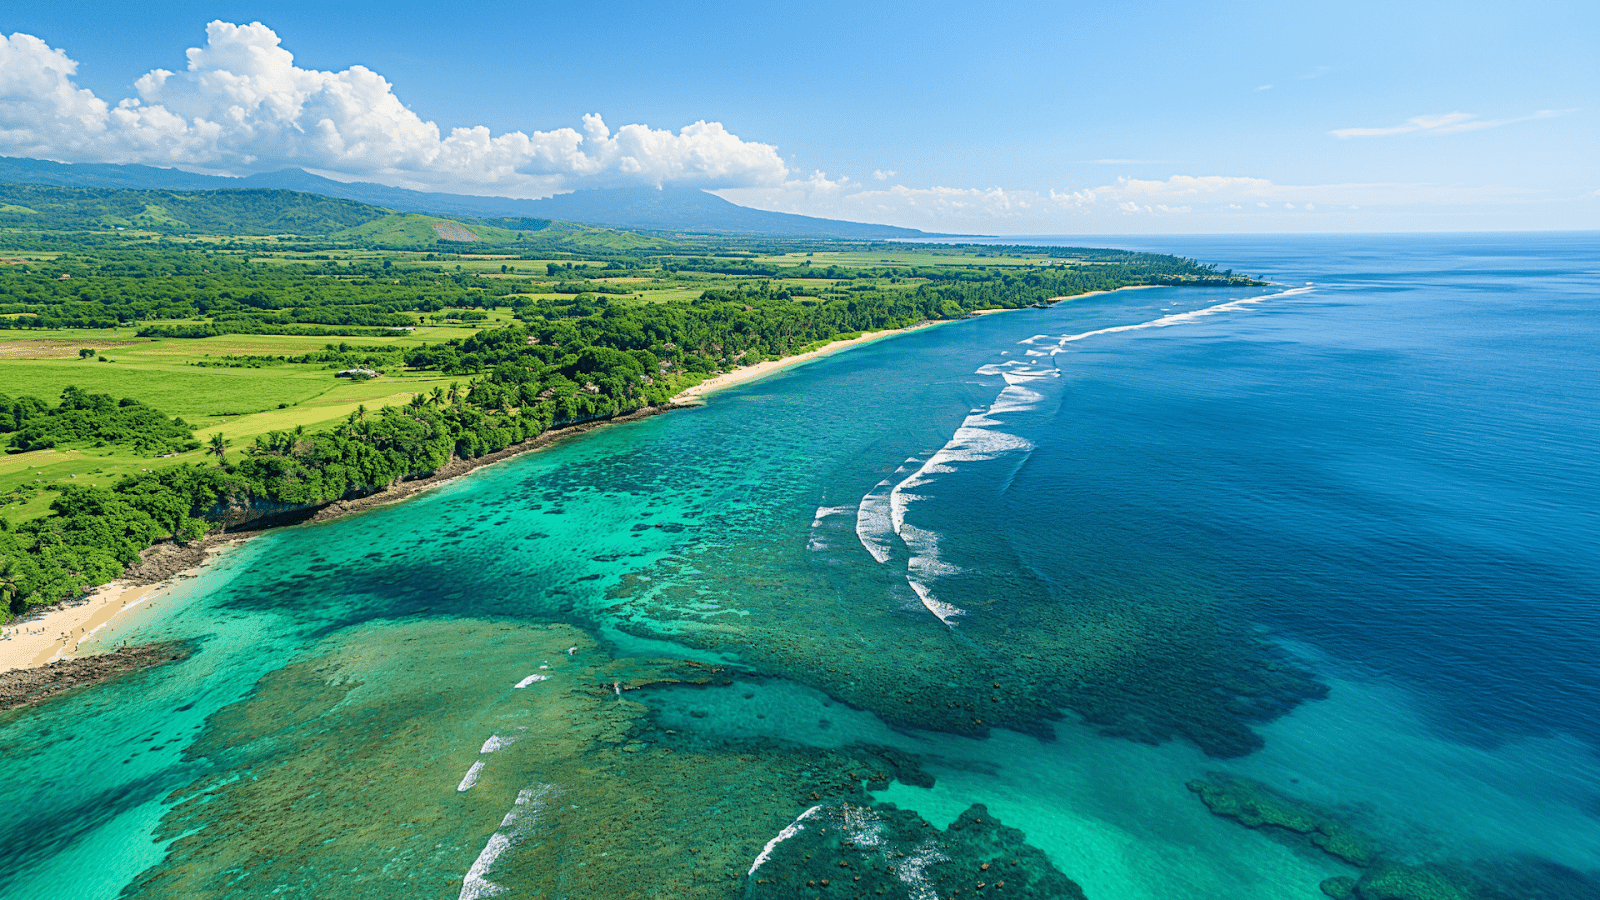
0,581,162,675
670,313,1006,405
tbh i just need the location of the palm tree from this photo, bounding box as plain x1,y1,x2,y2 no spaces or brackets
447,382,461,404
0,556,22,613
431,387,445,406
208,433,227,466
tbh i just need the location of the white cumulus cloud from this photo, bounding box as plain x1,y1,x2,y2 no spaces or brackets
0,21,789,196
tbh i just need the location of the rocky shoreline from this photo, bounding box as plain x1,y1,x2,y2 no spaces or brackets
0,641,193,711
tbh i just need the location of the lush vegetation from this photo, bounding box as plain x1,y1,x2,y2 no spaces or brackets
0,387,200,455
0,183,387,235
0,183,1263,619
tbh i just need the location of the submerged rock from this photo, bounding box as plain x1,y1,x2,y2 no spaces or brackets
1353,860,1484,900
1187,773,1378,867
1191,776,1507,900
0,640,193,711
1322,875,1359,899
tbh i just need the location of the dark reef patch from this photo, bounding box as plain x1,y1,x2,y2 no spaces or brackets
1190,773,1594,900
1187,772,1377,866
746,803,1085,900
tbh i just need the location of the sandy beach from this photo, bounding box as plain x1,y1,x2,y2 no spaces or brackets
670,312,1005,404
0,581,163,675
666,289,1162,406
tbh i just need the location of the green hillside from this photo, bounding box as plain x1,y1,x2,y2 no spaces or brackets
0,183,387,235
335,212,674,252
334,213,523,245
0,183,673,252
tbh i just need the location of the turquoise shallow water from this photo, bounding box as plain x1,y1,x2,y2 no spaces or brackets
2,233,1597,898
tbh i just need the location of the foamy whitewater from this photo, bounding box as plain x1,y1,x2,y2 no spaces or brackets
458,784,557,900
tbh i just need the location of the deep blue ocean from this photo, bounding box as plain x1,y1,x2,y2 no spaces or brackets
0,233,1595,899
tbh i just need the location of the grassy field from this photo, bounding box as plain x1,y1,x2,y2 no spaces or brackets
0,329,473,523
335,213,526,246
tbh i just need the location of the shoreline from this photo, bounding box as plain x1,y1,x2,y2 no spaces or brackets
669,309,1008,404
0,403,685,678
0,292,1122,679
0,581,164,675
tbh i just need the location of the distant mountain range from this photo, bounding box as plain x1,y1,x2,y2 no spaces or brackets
0,157,934,240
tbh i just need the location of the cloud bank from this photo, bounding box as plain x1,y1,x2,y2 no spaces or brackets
719,173,1544,234
0,21,788,196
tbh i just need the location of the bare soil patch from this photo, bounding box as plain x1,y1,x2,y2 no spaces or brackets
0,339,148,359
431,222,479,242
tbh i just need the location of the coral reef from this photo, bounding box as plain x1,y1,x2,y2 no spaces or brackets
1191,775,1497,900
1352,860,1484,900
123,618,1082,900
746,802,1085,900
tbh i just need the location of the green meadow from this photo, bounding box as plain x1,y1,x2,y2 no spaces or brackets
0,331,468,522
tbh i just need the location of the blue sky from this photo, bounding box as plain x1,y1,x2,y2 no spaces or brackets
1,0,1595,232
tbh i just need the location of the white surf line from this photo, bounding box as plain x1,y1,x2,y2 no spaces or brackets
879,383,1041,626
809,503,856,551
458,783,558,900
855,457,920,563
513,672,549,689
811,504,854,527
748,804,824,876
854,289,1301,629
900,524,968,626
894,837,952,900
480,734,516,753
887,287,1306,626
457,733,522,792
457,761,487,793
1033,285,1312,353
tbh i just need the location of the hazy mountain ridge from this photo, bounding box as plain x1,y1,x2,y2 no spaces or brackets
0,157,932,239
